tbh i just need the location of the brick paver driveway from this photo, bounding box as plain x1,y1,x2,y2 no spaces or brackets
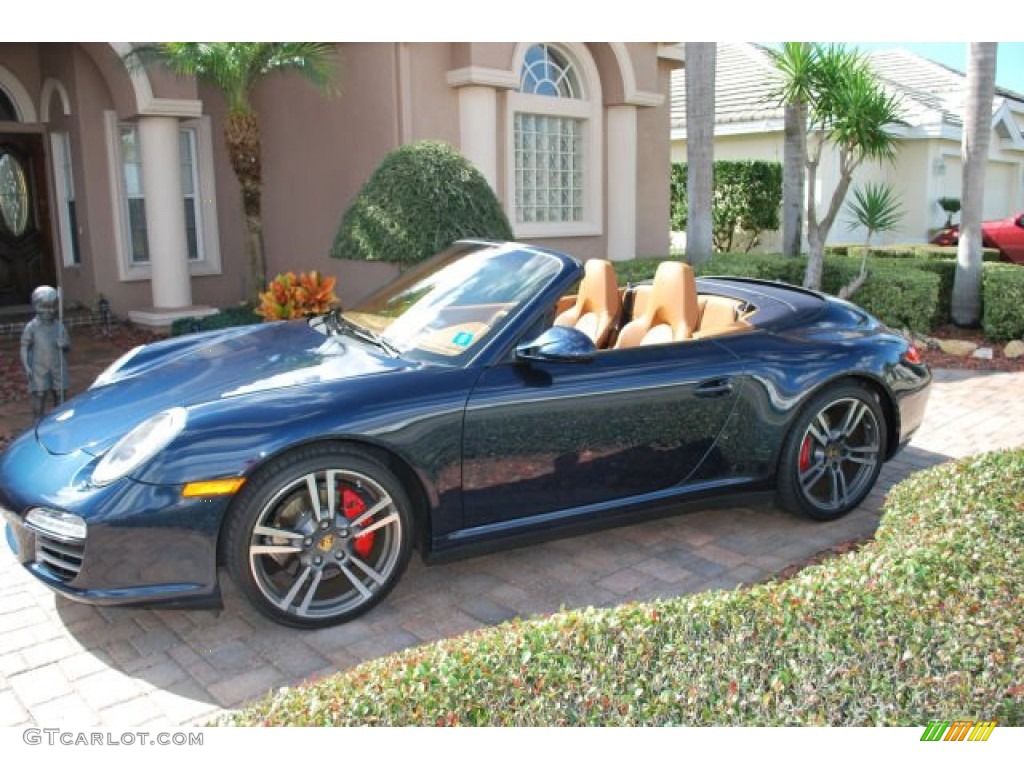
2,367,1023,727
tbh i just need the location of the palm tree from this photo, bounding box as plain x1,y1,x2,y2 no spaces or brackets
129,43,337,299
684,42,715,265
952,43,997,327
770,43,814,257
768,43,904,292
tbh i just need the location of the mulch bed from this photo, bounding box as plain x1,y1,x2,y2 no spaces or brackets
919,325,1024,373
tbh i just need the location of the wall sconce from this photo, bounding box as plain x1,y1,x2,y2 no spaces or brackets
933,157,947,176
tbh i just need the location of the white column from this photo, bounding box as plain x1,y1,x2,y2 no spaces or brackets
138,116,192,309
607,105,637,261
457,85,498,192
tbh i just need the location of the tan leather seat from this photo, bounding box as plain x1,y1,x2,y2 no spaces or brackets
614,261,698,349
554,259,621,348
692,295,753,339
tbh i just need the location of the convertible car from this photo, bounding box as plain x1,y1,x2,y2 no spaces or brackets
930,211,1024,263
0,241,931,628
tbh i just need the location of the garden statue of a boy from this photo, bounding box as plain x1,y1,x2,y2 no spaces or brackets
20,286,70,418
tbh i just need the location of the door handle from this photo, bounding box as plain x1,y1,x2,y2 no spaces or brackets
695,378,733,398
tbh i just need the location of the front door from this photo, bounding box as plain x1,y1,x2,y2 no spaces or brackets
0,134,55,307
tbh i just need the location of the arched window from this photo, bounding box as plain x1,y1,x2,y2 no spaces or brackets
508,43,602,237
520,44,582,99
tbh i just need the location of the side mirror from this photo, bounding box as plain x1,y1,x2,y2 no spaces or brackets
516,325,597,363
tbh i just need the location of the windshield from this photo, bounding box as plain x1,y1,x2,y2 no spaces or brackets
341,242,564,363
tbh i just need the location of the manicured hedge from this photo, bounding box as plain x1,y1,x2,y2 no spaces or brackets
170,304,261,336
828,244,1001,262
222,449,1024,726
823,258,939,333
613,254,939,333
982,263,1024,341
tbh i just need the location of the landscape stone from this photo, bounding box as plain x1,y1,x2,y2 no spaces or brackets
937,339,978,357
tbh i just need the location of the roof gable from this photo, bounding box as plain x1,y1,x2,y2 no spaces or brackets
672,43,1024,141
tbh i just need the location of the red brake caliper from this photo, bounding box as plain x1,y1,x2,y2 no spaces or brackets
341,487,375,558
799,435,812,473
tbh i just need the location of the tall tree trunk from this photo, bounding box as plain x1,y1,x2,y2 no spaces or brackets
782,101,806,256
952,43,997,327
225,110,266,301
685,42,715,266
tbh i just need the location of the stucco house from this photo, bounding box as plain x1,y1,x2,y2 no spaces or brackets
0,42,683,328
671,43,1024,250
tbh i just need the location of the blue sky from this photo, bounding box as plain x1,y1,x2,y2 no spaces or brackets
847,42,1024,95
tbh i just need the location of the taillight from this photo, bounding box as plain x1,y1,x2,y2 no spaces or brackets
904,344,923,365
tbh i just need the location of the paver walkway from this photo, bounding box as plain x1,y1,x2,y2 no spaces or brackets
2,329,1022,727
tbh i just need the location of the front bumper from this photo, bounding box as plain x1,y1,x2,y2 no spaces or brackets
1,431,225,609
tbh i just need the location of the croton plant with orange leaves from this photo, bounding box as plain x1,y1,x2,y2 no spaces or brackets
255,271,340,321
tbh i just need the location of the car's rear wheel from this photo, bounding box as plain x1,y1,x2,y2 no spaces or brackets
225,445,413,628
776,383,886,521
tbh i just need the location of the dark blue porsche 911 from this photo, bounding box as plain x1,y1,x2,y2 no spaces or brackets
0,241,931,628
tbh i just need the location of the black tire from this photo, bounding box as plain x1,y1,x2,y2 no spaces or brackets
776,382,886,521
224,445,413,628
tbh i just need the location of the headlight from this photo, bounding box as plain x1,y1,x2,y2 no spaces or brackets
91,345,143,389
91,407,188,486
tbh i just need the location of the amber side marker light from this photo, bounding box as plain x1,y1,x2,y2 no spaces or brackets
182,478,246,498
904,344,923,365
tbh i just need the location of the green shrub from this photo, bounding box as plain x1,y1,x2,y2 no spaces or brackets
670,162,687,230
671,161,782,252
170,304,260,336
982,263,1024,341
613,254,938,332
825,243,855,256
821,257,939,333
222,449,1024,726
912,258,956,326
331,141,513,267
915,245,1001,262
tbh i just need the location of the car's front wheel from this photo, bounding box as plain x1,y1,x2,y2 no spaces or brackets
776,383,886,521
225,445,413,628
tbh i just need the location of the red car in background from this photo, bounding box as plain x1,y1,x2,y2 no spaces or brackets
931,212,1024,263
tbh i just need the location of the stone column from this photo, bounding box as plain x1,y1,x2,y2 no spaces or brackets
457,85,498,192
137,115,191,309
606,105,638,261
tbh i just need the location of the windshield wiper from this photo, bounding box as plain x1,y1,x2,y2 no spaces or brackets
328,311,401,358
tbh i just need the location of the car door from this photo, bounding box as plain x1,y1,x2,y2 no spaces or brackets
460,338,744,528
1001,214,1024,263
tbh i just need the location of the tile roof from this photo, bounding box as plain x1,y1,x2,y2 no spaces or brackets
671,43,1024,135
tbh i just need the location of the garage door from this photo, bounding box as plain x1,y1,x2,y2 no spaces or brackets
941,158,1016,221
984,162,1013,220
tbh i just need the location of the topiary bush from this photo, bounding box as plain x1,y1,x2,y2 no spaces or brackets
982,263,1024,341
331,141,513,267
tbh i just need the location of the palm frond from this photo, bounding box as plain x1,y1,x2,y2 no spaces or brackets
122,42,338,113
844,182,905,243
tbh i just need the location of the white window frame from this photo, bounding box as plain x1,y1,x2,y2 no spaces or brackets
179,126,204,262
49,132,80,267
105,110,222,282
506,43,603,239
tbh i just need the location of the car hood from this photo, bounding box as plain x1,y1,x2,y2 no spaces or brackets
37,321,415,456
